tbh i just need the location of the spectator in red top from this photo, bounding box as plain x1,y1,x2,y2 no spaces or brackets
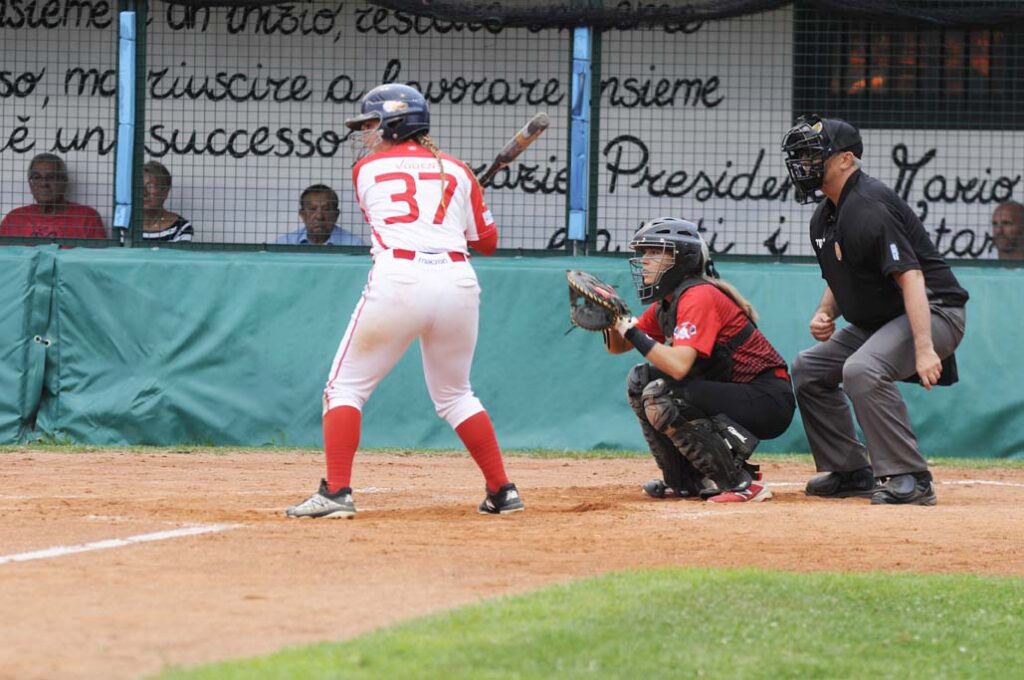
604,217,795,503
0,153,106,239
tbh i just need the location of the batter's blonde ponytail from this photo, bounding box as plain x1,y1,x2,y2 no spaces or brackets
415,133,450,221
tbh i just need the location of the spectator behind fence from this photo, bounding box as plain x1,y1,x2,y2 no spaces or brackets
0,153,106,239
276,184,365,246
142,161,193,242
991,201,1024,260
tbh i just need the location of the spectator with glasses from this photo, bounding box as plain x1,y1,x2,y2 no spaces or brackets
1,153,106,239
142,160,193,243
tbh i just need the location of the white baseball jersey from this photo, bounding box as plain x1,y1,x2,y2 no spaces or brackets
352,143,495,256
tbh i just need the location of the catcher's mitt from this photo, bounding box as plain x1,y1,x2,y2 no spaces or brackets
566,270,631,331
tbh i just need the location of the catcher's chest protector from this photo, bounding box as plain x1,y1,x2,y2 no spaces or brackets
655,279,755,383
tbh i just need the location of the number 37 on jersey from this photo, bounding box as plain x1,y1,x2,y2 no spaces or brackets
353,144,496,251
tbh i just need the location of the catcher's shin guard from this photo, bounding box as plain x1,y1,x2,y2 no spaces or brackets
641,380,751,494
640,420,706,497
627,367,703,497
711,414,760,460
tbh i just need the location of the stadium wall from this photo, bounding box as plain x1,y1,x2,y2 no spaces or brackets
0,247,1019,458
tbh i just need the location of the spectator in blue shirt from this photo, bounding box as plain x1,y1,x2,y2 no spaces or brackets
276,184,365,246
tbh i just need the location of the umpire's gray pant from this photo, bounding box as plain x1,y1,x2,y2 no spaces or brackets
791,305,966,478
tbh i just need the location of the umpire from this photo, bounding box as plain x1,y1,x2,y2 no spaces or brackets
781,115,968,506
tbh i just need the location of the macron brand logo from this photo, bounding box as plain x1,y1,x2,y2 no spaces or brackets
674,322,698,340
890,243,900,261
815,238,825,249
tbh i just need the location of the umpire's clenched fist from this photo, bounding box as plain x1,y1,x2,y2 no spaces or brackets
809,311,835,341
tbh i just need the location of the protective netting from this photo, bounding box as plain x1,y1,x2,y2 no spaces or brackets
361,1,1024,29
596,8,1024,260
365,0,790,30
141,2,566,249
2,1,1022,260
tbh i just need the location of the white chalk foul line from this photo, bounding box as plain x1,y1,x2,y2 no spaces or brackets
0,523,241,566
943,479,1024,488
767,479,1024,489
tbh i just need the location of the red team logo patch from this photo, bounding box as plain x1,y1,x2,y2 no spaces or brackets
673,322,698,340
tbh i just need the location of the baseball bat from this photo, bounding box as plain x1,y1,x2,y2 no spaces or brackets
477,112,550,187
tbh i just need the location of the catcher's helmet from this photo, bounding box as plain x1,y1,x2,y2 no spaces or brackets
781,114,863,203
345,83,430,143
629,217,716,304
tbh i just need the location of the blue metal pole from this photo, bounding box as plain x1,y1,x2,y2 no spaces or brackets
568,27,592,250
113,12,136,232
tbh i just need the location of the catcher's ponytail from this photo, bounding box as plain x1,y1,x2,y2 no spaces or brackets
704,277,759,323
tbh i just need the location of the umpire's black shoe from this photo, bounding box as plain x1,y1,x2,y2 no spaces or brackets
871,473,937,506
805,466,878,498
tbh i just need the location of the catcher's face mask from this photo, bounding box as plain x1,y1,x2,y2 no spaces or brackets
638,246,674,285
629,241,676,302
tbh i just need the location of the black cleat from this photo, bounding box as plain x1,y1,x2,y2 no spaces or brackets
642,479,697,499
871,473,937,506
805,466,878,498
642,479,670,498
478,483,525,515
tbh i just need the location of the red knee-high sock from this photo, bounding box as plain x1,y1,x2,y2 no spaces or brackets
324,406,361,492
455,411,510,493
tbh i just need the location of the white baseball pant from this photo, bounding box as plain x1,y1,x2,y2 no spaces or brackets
323,249,485,428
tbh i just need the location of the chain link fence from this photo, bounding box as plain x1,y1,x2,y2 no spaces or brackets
2,1,1021,260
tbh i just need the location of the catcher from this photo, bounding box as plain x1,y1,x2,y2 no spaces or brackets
568,217,795,502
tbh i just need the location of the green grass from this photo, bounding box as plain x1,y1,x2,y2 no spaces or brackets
2,444,1022,468
922,456,1024,470
158,568,1024,680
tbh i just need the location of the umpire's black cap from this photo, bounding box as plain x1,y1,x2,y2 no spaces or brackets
822,118,863,159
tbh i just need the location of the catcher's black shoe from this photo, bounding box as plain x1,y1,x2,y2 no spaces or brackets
871,473,937,506
805,466,878,498
642,479,696,499
478,483,525,515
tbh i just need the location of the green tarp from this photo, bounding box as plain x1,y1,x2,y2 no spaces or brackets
1,246,1020,457
0,247,56,443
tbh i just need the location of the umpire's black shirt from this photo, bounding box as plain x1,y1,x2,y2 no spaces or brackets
809,170,968,332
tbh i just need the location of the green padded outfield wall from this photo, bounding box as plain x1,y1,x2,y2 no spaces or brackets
1,247,1020,458
0,247,56,443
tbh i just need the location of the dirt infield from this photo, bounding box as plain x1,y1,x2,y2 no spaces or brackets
2,451,1023,680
